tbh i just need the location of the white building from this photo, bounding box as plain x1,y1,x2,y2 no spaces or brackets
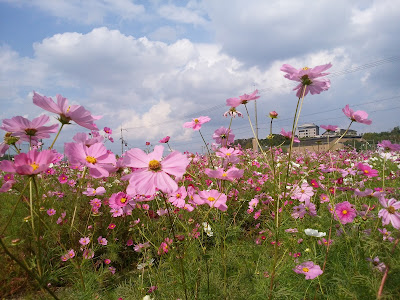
297,123,319,138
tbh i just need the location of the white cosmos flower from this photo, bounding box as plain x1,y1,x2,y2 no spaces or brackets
202,222,214,237
304,228,326,238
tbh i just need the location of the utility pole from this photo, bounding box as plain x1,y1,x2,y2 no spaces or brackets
120,127,128,156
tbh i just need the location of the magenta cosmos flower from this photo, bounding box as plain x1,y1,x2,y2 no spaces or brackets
293,261,323,279
205,167,244,181
64,142,116,178
1,115,58,144
378,197,400,229
357,163,378,177
183,116,211,131
0,149,58,175
334,201,357,224
159,136,170,143
226,90,260,107
123,145,189,196
33,92,101,130
342,105,372,125
280,63,332,97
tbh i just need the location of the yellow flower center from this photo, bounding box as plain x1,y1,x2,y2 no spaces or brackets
342,210,348,215
207,197,215,202
86,156,97,164
30,162,39,171
388,206,396,214
120,197,127,204
302,67,309,70
302,267,309,272
148,159,161,171
176,193,181,198
222,173,227,177
226,153,231,156
364,170,369,174
66,106,71,113
194,119,199,123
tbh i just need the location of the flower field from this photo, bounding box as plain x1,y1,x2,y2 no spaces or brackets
1,64,400,300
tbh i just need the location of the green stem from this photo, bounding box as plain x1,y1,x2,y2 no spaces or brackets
199,129,214,168
70,167,88,231
328,121,353,151
164,196,188,300
31,176,43,278
49,123,64,150
0,180,30,236
0,238,60,300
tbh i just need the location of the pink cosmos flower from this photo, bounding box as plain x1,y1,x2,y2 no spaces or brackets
123,145,189,196
168,186,187,208
79,237,90,246
134,242,150,252
103,127,112,134
226,90,260,107
0,149,57,175
280,63,332,97
377,140,400,151
159,136,170,143
109,192,133,209
357,163,378,177
67,249,75,259
213,127,235,147
334,201,357,224
342,105,372,125
205,167,244,181
98,236,108,246
33,92,101,130
64,142,116,178
1,115,58,144
73,132,104,147
47,208,56,216
293,261,323,279
291,182,314,203
320,124,338,132
280,129,300,143
83,186,106,196
58,174,68,184
378,197,400,229
223,107,243,118
193,189,228,211
320,194,329,203
183,116,211,131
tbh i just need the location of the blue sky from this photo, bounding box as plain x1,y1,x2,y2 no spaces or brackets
1,0,400,155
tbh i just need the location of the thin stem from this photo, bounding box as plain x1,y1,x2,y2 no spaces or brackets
32,176,43,278
49,123,64,150
70,167,87,231
0,180,30,236
0,238,60,300
163,196,188,300
198,129,214,168
328,121,353,151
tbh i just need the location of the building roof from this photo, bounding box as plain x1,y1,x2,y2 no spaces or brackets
298,123,318,128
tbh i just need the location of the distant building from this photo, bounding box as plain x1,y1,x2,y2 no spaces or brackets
321,128,357,136
297,123,319,138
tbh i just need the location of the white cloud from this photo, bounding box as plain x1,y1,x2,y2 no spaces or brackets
158,3,209,26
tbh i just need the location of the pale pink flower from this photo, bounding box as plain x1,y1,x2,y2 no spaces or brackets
0,149,58,175
183,116,211,131
98,236,108,245
72,132,104,147
47,208,56,216
291,182,314,202
33,92,101,130
213,127,235,147
64,142,116,178
79,237,90,246
205,167,244,181
223,107,243,118
320,124,338,132
293,261,323,279
168,186,187,208
1,115,58,144
83,186,106,196
226,90,260,107
342,105,372,125
378,197,400,229
193,189,228,211
123,145,189,196
280,128,300,143
280,63,332,97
